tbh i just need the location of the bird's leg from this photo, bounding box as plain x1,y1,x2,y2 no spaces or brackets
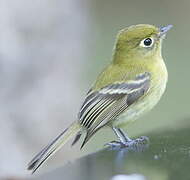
105,127,149,148
113,127,132,143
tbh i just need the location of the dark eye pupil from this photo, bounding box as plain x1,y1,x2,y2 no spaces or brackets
144,38,152,46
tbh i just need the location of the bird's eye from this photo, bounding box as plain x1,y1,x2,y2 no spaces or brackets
140,37,154,47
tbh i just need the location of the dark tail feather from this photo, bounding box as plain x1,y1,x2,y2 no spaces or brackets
71,131,82,146
27,121,81,173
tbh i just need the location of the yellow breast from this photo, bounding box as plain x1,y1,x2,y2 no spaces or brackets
114,58,168,128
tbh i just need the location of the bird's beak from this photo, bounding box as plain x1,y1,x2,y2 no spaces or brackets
159,24,173,38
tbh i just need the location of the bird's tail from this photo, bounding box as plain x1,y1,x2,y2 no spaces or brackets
27,121,81,173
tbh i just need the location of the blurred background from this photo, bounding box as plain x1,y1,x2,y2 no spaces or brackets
0,0,190,178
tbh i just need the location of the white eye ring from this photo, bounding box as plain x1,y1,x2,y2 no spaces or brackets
140,37,154,47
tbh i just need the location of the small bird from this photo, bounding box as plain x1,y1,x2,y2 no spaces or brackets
28,24,172,173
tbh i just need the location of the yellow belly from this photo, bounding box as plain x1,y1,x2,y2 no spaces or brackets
113,67,168,128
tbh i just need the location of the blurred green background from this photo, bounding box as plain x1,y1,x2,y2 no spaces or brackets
0,0,189,179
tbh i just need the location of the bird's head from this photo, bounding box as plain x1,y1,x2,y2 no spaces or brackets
113,24,172,64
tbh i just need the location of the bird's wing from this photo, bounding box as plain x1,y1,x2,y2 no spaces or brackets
78,72,151,148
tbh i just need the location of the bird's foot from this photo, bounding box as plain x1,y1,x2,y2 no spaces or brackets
105,136,149,150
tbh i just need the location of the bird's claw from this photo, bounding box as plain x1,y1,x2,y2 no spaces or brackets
105,141,127,148
105,136,149,150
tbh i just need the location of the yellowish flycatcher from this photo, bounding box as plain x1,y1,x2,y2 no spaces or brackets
28,24,172,173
